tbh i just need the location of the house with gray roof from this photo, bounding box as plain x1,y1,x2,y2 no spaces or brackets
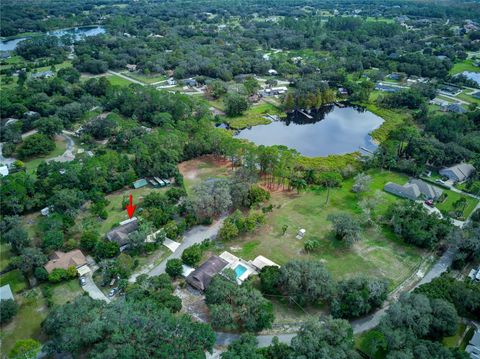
0,284,14,301
384,179,443,201
446,103,467,114
186,255,229,291
106,217,139,250
440,163,475,183
466,329,480,359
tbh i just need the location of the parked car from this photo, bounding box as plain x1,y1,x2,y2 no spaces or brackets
435,179,445,184
108,287,119,297
425,199,434,207
79,276,86,286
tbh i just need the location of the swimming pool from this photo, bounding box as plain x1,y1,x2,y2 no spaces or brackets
234,264,247,278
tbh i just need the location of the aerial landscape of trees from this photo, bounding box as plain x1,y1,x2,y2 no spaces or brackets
0,0,479,357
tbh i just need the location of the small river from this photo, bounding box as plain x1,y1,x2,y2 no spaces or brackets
234,105,384,157
0,25,105,51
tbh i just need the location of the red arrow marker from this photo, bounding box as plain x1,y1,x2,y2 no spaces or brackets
125,194,136,218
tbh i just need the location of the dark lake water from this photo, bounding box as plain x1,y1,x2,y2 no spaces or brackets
234,105,384,157
0,26,106,51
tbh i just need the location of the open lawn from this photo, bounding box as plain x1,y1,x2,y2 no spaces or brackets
436,190,479,220
106,74,132,87
456,91,480,105
442,323,467,348
178,155,232,194
0,289,48,355
122,71,166,84
34,60,72,73
450,59,479,75
50,279,83,306
361,98,410,143
0,270,27,293
0,243,13,272
23,136,68,173
77,185,168,237
223,102,284,130
217,169,424,291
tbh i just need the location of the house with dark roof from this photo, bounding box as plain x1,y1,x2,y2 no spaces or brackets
384,179,443,201
446,103,467,114
440,163,475,183
106,217,139,250
186,255,229,291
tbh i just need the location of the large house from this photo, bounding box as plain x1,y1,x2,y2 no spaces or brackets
186,255,229,291
44,250,90,275
384,179,443,201
106,217,139,250
440,163,475,183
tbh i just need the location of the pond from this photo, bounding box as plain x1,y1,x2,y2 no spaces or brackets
0,25,106,51
234,105,384,157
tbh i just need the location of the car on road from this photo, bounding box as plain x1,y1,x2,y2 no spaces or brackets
79,276,87,286
435,179,445,184
108,287,119,298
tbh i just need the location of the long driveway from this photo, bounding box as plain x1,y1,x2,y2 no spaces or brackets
83,272,110,303
147,217,225,277
108,70,145,86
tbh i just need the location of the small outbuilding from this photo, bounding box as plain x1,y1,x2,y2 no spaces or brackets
132,178,148,189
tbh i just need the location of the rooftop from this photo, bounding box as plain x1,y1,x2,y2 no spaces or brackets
44,250,87,273
106,217,139,247
0,284,14,301
186,255,229,291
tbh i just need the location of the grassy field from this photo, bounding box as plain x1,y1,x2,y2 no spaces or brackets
0,289,48,355
122,71,166,84
442,323,467,348
106,74,133,87
450,59,479,75
0,243,13,272
23,136,68,173
50,279,83,306
178,156,232,194
76,185,168,237
436,189,479,219
223,102,284,130
361,97,410,143
457,91,480,105
0,270,27,293
215,168,424,290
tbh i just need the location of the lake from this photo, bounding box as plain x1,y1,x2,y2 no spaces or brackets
234,105,384,157
0,26,106,51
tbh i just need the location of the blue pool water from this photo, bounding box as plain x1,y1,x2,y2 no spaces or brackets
234,264,247,278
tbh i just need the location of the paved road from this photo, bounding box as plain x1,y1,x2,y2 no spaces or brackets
147,217,225,277
83,272,110,303
108,70,145,86
46,132,75,163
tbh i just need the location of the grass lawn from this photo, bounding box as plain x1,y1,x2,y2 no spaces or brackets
217,169,424,291
0,243,13,272
449,59,479,75
360,98,410,143
23,136,68,173
443,323,467,348
0,289,48,355
456,91,480,105
33,60,72,74
123,71,166,84
0,270,28,293
223,102,284,130
436,190,479,220
77,185,168,237
50,279,83,306
356,330,387,359
106,74,133,87
178,155,232,194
